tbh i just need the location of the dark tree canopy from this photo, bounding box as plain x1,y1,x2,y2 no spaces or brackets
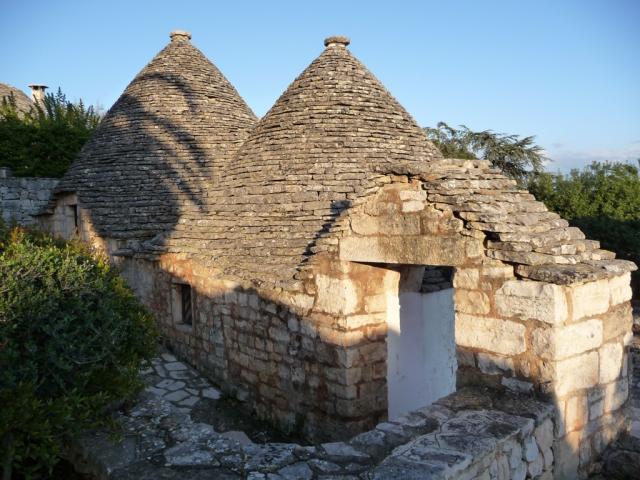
0,88,102,178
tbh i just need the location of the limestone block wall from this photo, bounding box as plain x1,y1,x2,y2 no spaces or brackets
0,168,58,226
336,179,539,395
117,254,400,441
335,178,634,477
40,194,114,254
494,274,633,479
39,173,633,472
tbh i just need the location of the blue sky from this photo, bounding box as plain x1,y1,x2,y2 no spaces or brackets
2,0,638,172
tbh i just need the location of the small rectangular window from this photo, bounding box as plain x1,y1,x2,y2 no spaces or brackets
71,205,78,228
180,284,193,326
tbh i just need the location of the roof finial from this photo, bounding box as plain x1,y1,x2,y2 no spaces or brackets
324,36,350,48
170,30,192,42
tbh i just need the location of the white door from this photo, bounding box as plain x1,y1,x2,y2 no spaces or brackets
387,288,457,420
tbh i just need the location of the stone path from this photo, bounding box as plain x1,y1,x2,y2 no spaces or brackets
143,352,222,412
66,351,555,480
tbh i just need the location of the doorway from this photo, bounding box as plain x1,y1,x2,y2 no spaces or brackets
386,266,457,420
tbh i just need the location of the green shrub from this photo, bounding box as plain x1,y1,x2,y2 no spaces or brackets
0,89,101,178
0,223,157,478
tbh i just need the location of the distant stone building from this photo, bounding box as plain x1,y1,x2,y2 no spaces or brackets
0,83,34,115
36,31,636,478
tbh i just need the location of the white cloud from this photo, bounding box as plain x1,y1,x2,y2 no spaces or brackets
545,143,640,173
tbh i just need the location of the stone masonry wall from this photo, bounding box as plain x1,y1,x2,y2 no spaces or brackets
495,274,634,478
334,178,634,478
0,168,58,226
41,175,634,474
117,254,398,442
41,193,117,254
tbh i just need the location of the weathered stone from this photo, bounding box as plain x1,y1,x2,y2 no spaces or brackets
452,268,479,289
501,377,533,394
455,314,526,356
164,390,190,402
350,214,420,236
277,462,313,479
534,418,554,452
603,378,628,413
476,353,514,375
321,442,369,462
566,279,610,320
314,274,358,315
165,361,189,372
495,280,568,324
455,289,490,315
602,303,633,342
531,319,603,360
164,442,218,466
609,272,632,306
565,394,588,432
401,200,425,213
554,351,599,396
523,436,539,462
156,380,186,391
599,342,623,384
339,235,480,266
554,431,580,480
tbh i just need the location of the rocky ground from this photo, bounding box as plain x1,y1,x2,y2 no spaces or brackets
66,350,555,480
142,352,303,444
66,328,640,480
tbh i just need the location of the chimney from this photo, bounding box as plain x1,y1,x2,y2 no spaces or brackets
28,84,48,103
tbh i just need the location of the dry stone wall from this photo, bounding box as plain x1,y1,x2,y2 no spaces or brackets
0,168,58,226
68,383,556,480
117,254,398,441
41,160,635,476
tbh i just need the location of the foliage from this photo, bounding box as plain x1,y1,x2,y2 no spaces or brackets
528,161,640,268
0,222,157,478
424,122,547,184
0,89,101,178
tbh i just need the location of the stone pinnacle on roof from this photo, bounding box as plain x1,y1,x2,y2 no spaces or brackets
170,30,192,42
324,35,350,47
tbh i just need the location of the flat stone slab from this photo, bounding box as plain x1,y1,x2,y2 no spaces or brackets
164,361,188,371
202,387,221,400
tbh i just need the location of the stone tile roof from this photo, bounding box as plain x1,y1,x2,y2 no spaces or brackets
155,37,443,283
47,31,257,240
385,159,638,282
42,33,635,287
0,83,33,115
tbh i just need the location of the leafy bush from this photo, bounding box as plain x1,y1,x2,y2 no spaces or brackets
528,161,640,278
0,223,157,478
0,89,101,178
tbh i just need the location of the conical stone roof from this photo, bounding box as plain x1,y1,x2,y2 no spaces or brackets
53,31,257,240
0,83,33,115
161,36,443,284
